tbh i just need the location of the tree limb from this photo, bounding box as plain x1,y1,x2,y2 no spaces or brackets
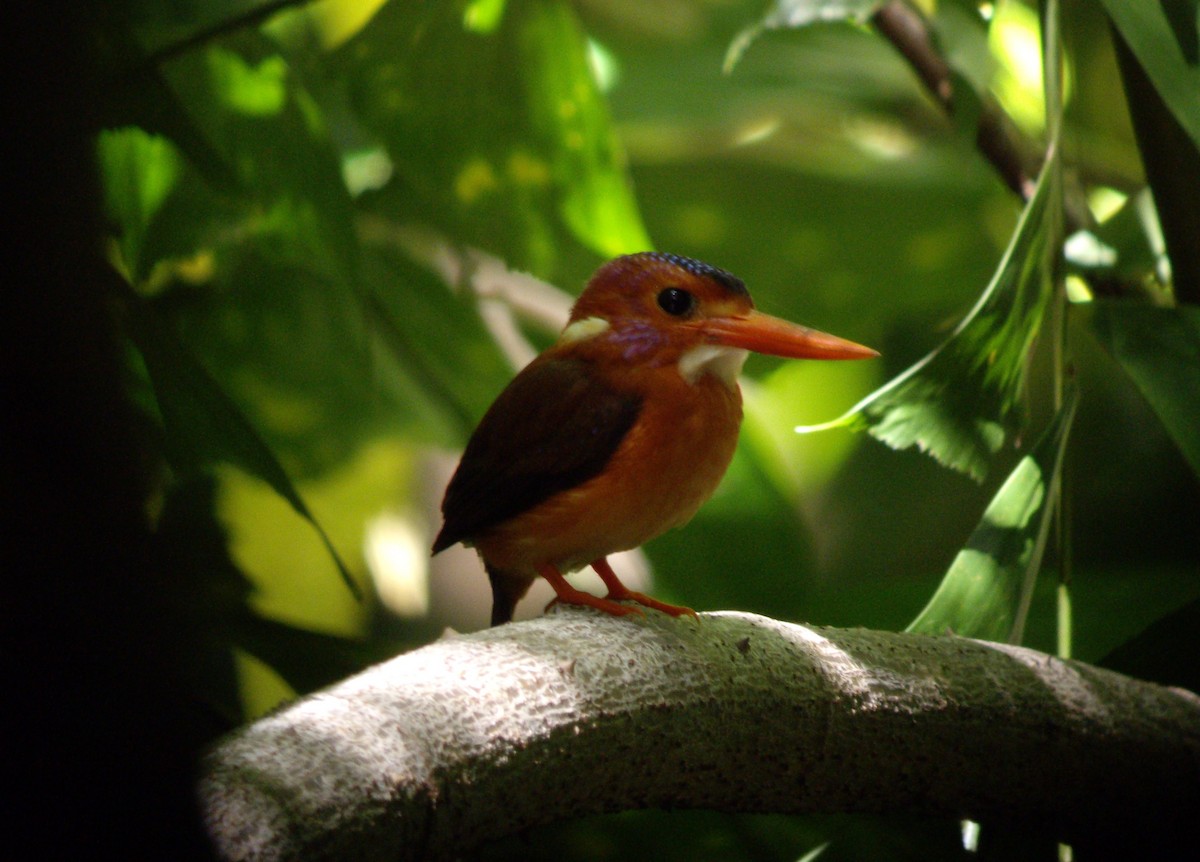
201,610,1200,861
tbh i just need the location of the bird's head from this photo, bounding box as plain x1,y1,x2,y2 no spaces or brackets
559,252,878,386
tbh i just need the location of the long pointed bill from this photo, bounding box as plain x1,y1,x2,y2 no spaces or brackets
700,310,879,360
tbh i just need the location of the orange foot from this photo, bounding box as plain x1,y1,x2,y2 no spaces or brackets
591,558,697,619
538,564,643,618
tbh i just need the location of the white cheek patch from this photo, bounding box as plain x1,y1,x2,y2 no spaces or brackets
558,316,611,344
678,345,749,387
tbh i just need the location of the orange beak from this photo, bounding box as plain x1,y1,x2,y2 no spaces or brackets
698,311,879,360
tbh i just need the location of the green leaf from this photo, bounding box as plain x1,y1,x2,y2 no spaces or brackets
94,19,243,195
97,127,184,280
149,39,363,290
96,125,233,291
907,391,1077,643
237,51,360,277
1099,0,1200,153
798,141,1061,481
519,1,650,258
1042,0,1064,143
725,0,884,73
113,37,402,472
1108,15,1200,304
171,251,382,475
124,294,363,600
930,0,995,97
362,240,518,445
335,0,649,273
1087,300,1200,478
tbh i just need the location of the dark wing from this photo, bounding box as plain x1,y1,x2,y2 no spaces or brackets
433,356,642,552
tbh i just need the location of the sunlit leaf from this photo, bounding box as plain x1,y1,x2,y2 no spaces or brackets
95,19,243,195
798,141,1061,481
725,0,884,73
1099,0,1200,153
287,0,392,50
520,0,651,257
124,295,363,600
103,36,366,296
1088,300,1200,478
97,128,184,280
464,0,508,35
159,41,363,283
96,126,239,305
742,360,878,498
335,0,649,274
153,473,382,710
1064,190,1164,288
907,391,1077,643
124,37,410,473
987,0,1048,134
206,50,288,116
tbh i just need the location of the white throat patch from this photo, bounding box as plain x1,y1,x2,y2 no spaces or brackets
558,316,611,344
678,344,749,387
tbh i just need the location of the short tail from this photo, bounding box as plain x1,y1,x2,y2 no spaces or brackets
485,563,533,626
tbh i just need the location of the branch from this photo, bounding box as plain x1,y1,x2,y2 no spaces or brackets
872,0,1037,202
870,1,1101,243
201,611,1200,861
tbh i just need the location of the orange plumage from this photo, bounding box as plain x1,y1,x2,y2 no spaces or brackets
433,252,877,625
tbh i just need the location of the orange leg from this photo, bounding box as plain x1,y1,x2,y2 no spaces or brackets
538,563,643,618
591,557,697,618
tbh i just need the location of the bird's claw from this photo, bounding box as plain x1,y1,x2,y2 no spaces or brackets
605,589,697,619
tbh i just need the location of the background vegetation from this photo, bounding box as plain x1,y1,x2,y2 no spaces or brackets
9,0,1197,859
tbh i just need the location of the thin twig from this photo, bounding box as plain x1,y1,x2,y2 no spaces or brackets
871,0,1036,201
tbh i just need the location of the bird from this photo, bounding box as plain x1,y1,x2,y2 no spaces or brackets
432,252,878,626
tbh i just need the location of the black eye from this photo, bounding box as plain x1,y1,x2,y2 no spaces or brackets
657,287,695,317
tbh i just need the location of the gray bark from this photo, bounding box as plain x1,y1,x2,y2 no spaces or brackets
200,610,1200,860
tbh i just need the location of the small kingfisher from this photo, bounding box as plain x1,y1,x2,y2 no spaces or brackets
433,252,878,625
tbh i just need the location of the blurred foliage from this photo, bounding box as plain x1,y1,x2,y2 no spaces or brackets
803,138,1060,480
907,389,1076,643
1086,300,1200,476
86,0,1200,858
